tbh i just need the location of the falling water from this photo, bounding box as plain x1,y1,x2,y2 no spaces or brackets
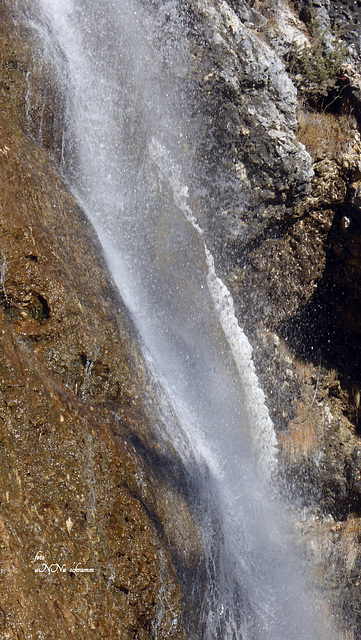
17,1,336,638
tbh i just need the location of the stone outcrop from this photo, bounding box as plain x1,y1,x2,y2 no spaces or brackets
168,0,361,634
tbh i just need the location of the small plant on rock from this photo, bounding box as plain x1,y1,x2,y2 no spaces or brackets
286,16,349,99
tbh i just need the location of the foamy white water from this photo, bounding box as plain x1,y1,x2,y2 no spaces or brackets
17,0,337,637
148,136,278,478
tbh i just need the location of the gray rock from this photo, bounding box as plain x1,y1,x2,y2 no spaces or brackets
188,0,313,251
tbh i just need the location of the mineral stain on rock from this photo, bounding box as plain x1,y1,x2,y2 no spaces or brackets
0,2,192,638
3,0,361,637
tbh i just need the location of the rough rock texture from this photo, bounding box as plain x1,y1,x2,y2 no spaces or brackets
4,0,361,636
168,0,361,635
0,3,200,638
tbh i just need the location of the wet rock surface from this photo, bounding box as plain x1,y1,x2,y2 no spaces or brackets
170,0,361,634
4,0,361,636
0,3,197,638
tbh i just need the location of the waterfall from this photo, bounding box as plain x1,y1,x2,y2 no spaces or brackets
19,0,336,638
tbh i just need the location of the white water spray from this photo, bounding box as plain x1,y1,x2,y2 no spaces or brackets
148,136,278,478
18,0,336,638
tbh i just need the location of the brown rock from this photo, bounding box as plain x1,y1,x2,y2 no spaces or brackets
0,3,193,638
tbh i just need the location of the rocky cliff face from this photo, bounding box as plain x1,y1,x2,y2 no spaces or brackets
171,0,361,634
3,0,361,637
0,3,204,638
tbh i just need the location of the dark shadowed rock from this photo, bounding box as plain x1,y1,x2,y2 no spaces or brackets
169,0,361,634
